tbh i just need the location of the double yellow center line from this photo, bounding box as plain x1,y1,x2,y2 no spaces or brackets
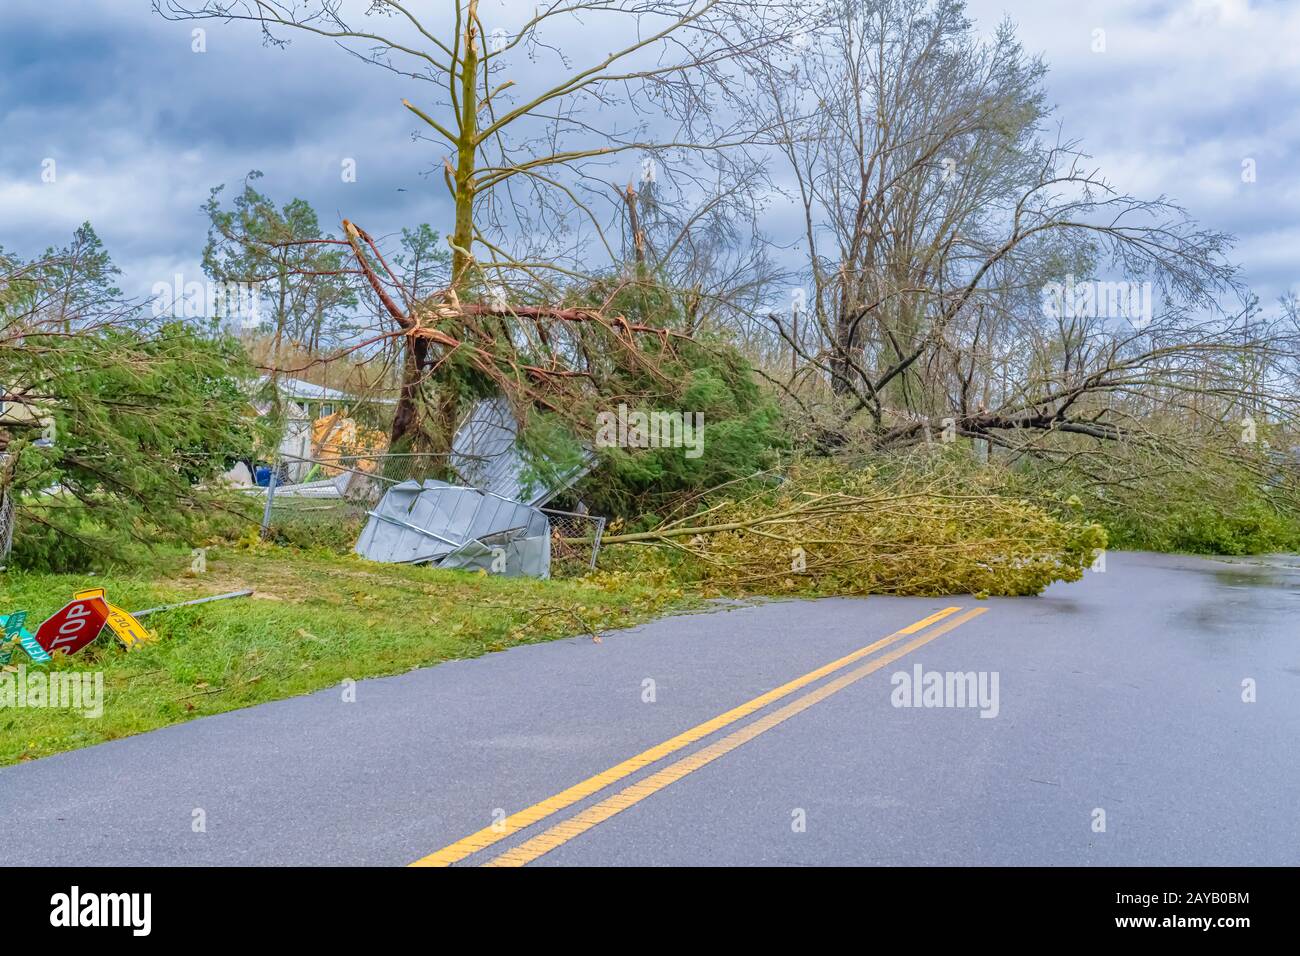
411,604,987,867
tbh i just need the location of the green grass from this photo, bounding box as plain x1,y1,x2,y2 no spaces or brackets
0,544,698,766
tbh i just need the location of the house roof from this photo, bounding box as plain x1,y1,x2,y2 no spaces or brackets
256,375,360,403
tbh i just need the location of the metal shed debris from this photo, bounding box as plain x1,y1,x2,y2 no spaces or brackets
354,480,551,577
347,398,602,577
451,396,595,507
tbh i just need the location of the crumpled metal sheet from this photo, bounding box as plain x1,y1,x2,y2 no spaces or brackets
354,480,551,577
451,396,595,506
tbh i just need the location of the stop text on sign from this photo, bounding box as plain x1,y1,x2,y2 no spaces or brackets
34,597,111,657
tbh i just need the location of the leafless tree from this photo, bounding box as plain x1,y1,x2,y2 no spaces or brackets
745,0,1299,472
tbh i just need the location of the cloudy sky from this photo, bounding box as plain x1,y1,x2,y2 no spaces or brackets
1,0,1295,312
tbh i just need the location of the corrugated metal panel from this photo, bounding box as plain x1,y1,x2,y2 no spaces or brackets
450,397,595,506
450,397,523,500
354,480,550,576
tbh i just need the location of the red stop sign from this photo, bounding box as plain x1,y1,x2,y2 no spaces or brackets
35,597,111,656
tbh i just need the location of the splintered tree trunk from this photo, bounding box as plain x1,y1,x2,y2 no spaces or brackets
389,337,428,449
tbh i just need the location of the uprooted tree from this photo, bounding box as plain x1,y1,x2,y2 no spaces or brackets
157,0,806,455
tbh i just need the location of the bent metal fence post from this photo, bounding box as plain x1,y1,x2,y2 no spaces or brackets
259,456,279,540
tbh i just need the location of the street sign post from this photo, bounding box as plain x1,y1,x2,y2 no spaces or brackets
33,596,110,657
3,587,252,663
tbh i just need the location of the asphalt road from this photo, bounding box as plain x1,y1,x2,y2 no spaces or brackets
2,551,1297,866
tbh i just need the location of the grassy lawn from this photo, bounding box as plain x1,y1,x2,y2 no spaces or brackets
0,544,699,767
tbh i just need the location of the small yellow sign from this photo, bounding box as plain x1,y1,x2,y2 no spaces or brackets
74,588,156,650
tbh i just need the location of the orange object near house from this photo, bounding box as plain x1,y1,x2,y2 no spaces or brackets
311,411,388,474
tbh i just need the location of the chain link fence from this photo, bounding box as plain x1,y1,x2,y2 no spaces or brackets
0,451,13,564
244,453,441,553
0,488,13,565
251,453,445,539
246,452,605,573
541,508,606,571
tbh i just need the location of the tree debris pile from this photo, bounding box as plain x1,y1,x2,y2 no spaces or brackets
601,462,1107,598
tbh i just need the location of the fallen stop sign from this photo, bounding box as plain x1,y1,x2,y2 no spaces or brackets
34,596,111,656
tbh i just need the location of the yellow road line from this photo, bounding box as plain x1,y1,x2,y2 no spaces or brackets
484,606,988,867
409,605,963,867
